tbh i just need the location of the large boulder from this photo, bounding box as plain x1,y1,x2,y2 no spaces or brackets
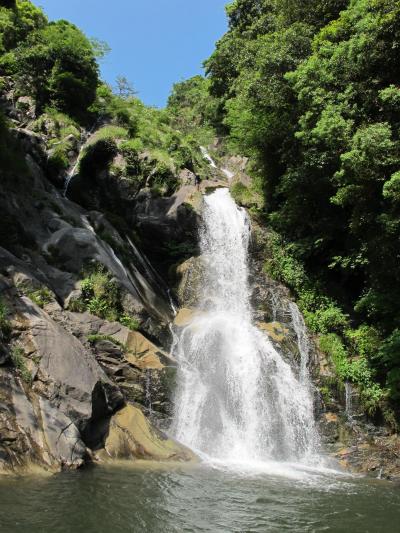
97,404,196,462
10,294,124,440
62,313,176,423
175,256,204,308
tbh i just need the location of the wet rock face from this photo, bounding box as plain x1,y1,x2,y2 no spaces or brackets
174,257,204,309
0,371,87,474
0,282,126,474
66,315,177,425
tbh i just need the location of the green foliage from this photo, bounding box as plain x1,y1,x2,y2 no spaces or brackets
87,83,215,191
345,325,381,361
91,125,128,142
10,345,32,384
264,233,308,294
76,268,141,332
37,109,81,178
27,287,53,308
230,182,263,208
318,333,384,415
79,268,121,322
79,138,118,180
0,0,46,57
304,304,349,335
47,145,69,176
32,107,80,138
377,330,400,401
167,75,219,137
10,17,99,119
87,334,126,351
264,230,388,416
119,314,139,331
0,296,11,340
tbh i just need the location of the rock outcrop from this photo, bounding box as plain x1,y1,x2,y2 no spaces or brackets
0,97,201,475
97,404,196,462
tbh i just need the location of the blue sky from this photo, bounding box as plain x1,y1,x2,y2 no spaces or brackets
33,0,229,107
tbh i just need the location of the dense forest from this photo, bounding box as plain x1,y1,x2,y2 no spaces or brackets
0,0,399,427
199,0,400,423
168,0,400,424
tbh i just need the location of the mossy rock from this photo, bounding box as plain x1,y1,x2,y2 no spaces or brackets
257,321,290,343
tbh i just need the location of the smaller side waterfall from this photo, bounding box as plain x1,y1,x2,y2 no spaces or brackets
200,146,217,168
289,301,311,383
345,382,353,420
145,370,153,414
63,125,97,197
63,158,80,197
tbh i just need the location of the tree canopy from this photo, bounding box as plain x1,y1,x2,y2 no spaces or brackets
201,0,400,418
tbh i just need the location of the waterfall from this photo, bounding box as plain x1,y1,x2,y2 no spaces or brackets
145,370,153,414
62,158,80,197
63,125,97,197
222,168,234,181
289,301,311,383
200,146,217,168
172,188,319,467
345,382,353,420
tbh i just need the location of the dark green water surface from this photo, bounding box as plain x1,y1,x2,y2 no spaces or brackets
0,463,399,533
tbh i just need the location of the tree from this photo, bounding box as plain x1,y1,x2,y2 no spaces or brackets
0,0,46,56
14,19,99,120
115,76,136,99
0,1,16,8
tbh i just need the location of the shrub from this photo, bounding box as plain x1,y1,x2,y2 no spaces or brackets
264,234,307,293
87,334,126,351
74,267,122,321
0,297,11,340
33,108,80,139
76,268,141,330
120,139,142,170
377,330,400,401
10,345,32,384
79,138,118,180
13,20,99,120
119,314,140,331
92,125,128,142
47,144,70,177
27,287,53,308
79,268,121,322
303,304,349,335
346,325,381,361
230,182,263,208
318,333,384,415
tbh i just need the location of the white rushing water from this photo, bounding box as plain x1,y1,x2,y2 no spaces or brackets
345,381,353,421
200,146,217,168
172,188,319,469
62,159,79,197
289,301,312,384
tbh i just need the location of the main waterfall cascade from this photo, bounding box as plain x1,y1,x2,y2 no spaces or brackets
172,188,320,468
